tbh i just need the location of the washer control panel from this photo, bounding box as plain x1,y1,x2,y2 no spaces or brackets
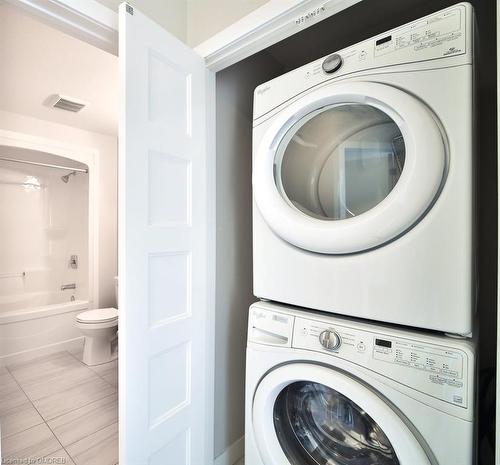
318,329,342,351
291,316,470,408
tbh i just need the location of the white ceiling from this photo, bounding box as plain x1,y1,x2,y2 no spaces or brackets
0,3,118,136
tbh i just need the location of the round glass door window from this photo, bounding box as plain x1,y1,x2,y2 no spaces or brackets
273,381,400,465
274,104,406,220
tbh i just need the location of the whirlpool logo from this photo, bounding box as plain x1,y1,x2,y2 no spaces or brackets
256,85,271,95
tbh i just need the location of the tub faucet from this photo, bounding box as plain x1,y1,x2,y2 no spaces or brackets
61,283,76,291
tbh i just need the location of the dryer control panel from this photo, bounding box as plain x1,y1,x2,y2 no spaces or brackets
253,2,473,121
248,306,473,409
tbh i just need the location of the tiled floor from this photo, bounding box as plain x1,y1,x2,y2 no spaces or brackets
0,350,118,465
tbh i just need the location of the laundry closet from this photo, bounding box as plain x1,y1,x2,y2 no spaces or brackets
213,0,496,462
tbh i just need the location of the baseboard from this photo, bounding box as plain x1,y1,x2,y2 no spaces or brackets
0,336,84,366
214,436,244,465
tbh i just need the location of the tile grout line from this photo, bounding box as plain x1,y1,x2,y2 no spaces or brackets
66,349,118,389
12,350,117,419
47,390,118,423
47,392,118,450
66,420,119,454
0,370,44,440
5,351,118,464
5,365,66,458
61,418,119,451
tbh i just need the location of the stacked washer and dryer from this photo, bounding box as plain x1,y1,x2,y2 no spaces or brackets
246,3,476,465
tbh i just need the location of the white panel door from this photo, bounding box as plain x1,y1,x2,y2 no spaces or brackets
119,4,211,464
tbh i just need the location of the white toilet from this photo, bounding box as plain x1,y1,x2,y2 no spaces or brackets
76,278,118,366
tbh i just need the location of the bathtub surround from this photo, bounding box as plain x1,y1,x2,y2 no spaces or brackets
0,155,89,303
0,139,93,364
0,109,117,308
0,350,118,465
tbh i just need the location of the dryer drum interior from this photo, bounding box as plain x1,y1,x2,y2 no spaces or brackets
274,104,406,222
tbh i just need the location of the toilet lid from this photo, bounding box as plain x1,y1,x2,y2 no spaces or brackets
77,308,118,324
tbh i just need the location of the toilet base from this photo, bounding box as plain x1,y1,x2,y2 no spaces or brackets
79,325,118,366
82,337,118,366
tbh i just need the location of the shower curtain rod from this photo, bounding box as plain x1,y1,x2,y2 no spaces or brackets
0,156,88,173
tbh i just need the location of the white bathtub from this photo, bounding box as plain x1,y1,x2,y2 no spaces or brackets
0,297,89,364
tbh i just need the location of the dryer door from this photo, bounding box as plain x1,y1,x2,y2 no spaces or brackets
252,363,433,465
253,81,447,254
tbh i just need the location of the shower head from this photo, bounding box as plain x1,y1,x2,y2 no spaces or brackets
61,171,77,183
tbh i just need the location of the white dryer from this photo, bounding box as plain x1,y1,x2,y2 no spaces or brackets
252,3,475,335
245,301,475,465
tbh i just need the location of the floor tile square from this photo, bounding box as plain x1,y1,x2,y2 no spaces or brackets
0,373,29,414
102,372,118,388
8,352,82,386
18,365,99,402
90,359,117,378
33,377,116,421
1,423,61,461
44,448,76,465
48,393,118,448
0,399,44,438
66,422,118,465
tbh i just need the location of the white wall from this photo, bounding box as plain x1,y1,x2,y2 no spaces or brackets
94,0,188,42
0,110,118,308
0,3,118,136
187,0,269,46
93,0,269,46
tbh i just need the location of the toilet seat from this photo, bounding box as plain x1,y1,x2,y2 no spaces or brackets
77,308,118,324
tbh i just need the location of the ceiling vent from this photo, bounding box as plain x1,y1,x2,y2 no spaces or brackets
49,94,88,113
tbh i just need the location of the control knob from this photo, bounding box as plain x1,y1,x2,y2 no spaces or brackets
322,53,343,73
319,329,342,351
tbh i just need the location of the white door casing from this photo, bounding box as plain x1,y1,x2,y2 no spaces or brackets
253,81,447,254
252,363,432,465
119,4,211,464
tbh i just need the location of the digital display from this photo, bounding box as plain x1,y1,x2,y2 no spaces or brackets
376,35,392,46
375,338,392,348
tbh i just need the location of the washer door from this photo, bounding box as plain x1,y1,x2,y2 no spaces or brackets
253,81,447,254
253,364,433,465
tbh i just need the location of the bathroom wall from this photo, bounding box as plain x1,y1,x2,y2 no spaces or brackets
0,110,118,308
0,152,88,309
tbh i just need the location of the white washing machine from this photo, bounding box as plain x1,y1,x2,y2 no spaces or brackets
245,301,475,465
252,3,475,335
